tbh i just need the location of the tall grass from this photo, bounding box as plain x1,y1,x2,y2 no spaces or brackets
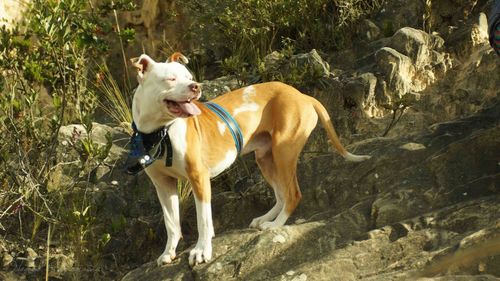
94,63,133,131
177,180,193,217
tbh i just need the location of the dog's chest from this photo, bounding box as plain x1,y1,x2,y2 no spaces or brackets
208,149,237,178
162,119,188,178
165,119,237,179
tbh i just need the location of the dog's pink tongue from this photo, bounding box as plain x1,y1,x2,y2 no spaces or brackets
178,101,201,116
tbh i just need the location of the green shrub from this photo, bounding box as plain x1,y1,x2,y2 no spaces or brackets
0,0,134,277
184,0,386,79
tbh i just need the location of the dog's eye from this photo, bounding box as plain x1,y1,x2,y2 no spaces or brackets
166,77,176,82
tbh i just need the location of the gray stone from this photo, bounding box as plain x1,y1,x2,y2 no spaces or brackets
25,247,37,268
375,47,415,99
260,49,330,86
2,252,13,268
53,252,74,273
288,49,330,77
360,19,382,41
201,76,241,101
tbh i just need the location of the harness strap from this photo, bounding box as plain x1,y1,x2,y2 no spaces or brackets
163,132,173,166
126,101,242,175
205,101,244,154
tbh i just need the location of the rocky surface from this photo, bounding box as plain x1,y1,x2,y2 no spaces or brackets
0,0,29,29
121,99,500,281
118,2,500,280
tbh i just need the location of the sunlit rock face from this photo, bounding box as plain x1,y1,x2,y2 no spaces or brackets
0,0,31,29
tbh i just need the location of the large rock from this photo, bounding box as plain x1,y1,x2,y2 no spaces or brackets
343,72,384,118
330,18,498,139
199,76,241,101
0,0,30,29
50,122,129,189
121,99,500,281
314,26,455,140
260,49,331,89
375,47,416,99
388,27,446,70
375,27,451,103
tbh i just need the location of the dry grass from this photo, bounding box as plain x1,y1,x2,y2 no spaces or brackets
94,64,133,133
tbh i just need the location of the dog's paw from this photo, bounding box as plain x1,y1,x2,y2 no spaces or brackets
157,251,176,266
249,218,264,229
250,217,279,230
188,243,212,266
259,221,279,230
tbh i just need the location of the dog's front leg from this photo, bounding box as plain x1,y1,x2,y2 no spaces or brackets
187,169,214,266
149,174,182,266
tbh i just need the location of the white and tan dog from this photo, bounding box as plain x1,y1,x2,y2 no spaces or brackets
131,52,370,266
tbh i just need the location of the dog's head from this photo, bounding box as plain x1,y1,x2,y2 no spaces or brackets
131,52,201,130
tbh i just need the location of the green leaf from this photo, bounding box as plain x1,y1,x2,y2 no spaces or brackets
82,205,90,216
100,233,111,246
52,95,62,108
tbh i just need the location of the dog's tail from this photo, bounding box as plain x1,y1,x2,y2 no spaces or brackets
312,99,371,162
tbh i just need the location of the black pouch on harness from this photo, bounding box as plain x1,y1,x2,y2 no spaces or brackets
124,128,154,175
124,122,172,175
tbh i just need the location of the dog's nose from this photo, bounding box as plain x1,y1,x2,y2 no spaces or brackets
189,83,200,94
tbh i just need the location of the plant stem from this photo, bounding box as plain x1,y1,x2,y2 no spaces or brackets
111,0,131,91
45,224,51,281
382,105,407,137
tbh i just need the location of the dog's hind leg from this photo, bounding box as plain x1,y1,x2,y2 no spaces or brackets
258,149,302,230
250,141,284,228
148,172,182,266
250,136,306,230
256,106,318,230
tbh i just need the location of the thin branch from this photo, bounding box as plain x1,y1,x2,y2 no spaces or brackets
382,105,408,137
45,224,51,281
111,0,131,91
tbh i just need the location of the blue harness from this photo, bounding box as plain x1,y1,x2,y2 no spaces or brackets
124,102,243,175
205,101,244,154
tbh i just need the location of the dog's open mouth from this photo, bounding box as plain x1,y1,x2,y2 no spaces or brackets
165,99,201,117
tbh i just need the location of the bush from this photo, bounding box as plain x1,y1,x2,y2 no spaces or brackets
184,0,386,79
0,0,134,278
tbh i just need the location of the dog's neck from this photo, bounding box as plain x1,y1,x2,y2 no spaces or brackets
132,86,177,133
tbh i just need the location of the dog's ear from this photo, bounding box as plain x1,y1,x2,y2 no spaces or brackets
167,52,189,64
130,54,156,84
130,54,156,73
